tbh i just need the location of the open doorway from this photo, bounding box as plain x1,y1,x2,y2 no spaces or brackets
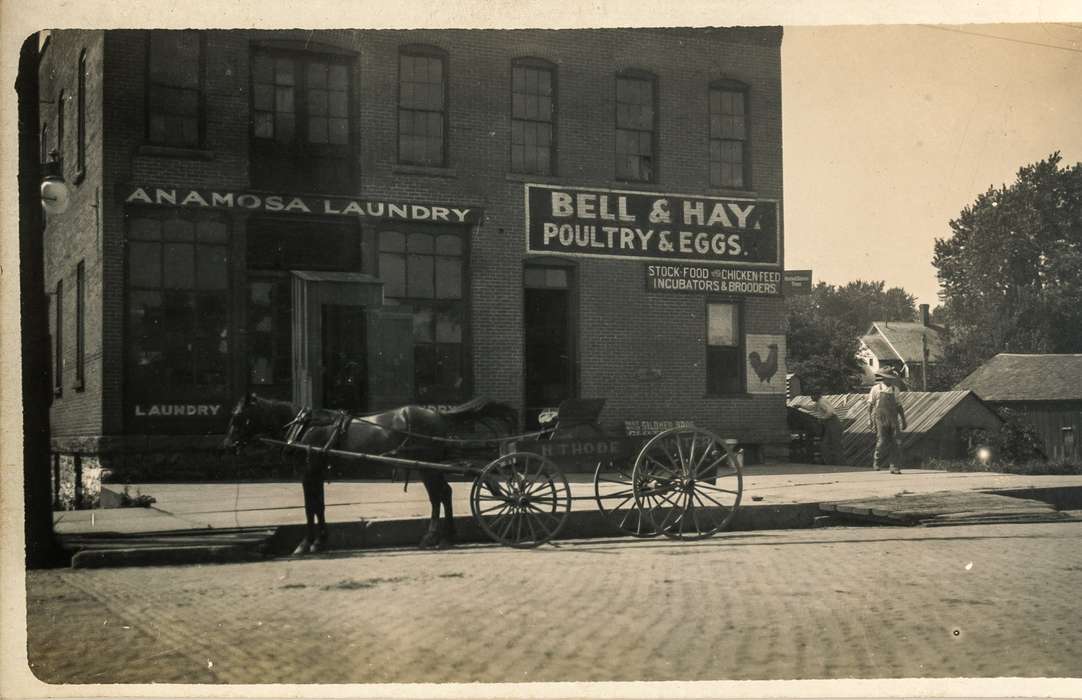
523,264,576,429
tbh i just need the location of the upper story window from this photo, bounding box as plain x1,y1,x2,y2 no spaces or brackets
148,31,203,147
398,46,447,167
76,50,87,175
250,46,354,192
615,72,657,182
252,52,349,146
511,59,555,175
53,278,63,396
709,81,749,189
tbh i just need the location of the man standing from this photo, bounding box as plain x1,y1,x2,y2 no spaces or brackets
867,368,907,473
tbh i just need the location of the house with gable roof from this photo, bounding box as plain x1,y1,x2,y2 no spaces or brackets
856,313,944,390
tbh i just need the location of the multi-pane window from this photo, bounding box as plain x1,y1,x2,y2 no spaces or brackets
250,49,353,192
398,48,447,166
615,74,656,182
709,83,748,189
76,50,86,174
252,53,349,146
54,279,63,395
378,228,465,402
511,61,555,175
148,31,202,147
707,302,743,395
76,261,85,390
126,213,230,392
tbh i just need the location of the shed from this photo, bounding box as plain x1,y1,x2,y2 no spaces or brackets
956,354,1082,461
788,390,1003,467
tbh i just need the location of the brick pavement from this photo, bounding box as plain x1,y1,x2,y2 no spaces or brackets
25,521,1082,684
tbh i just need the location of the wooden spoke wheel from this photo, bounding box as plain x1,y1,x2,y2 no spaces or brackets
472,452,571,548
593,457,660,537
631,427,742,540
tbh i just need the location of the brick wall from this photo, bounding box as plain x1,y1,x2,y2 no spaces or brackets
39,30,106,443
46,27,789,475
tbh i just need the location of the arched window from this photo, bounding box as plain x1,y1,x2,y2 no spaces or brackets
709,79,749,189
398,45,448,167
510,57,556,175
615,69,657,182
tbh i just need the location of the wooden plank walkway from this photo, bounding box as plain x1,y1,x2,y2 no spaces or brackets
819,490,1077,526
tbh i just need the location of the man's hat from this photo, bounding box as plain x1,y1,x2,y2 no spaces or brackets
875,368,902,381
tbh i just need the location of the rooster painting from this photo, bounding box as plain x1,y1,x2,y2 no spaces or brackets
748,343,779,384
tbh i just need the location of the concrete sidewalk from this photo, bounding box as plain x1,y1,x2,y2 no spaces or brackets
53,464,1082,566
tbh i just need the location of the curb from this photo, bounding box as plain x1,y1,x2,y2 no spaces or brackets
64,485,1082,568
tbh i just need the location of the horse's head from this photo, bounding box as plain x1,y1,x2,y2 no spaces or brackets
222,393,259,453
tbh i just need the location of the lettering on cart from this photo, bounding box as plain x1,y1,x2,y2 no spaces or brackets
134,404,223,417
125,187,479,223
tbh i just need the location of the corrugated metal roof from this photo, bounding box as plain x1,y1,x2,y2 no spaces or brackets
957,353,1082,402
789,390,1002,466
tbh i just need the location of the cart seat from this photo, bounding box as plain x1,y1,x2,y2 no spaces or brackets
552,398,607,438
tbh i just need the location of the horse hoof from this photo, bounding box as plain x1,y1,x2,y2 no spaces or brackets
292,540,311,556
308,540,323,554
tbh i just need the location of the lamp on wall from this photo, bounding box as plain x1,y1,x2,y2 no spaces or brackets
40,149,69,215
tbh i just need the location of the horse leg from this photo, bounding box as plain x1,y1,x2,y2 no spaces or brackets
419,473,442,549
294,450,319,555
311,457,328,551
438,475,455,548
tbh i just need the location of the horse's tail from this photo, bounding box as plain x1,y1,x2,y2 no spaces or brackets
438,397,519,440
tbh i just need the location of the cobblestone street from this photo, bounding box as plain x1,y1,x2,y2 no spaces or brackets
26,521,1082,684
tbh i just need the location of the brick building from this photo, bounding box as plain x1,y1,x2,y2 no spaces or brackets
37,27,787,495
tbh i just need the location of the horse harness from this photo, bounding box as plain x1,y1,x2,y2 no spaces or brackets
283,406,418,487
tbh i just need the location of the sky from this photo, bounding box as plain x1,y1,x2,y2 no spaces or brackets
781,23,1082,308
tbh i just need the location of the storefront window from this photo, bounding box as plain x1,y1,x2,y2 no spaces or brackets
709,81,748,189
707,302,743,395
379,227,466,402
127,213,230,394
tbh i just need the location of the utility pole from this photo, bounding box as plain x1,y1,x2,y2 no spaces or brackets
18,35,62,567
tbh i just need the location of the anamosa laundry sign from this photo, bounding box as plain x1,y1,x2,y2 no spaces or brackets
525,184,780,266
124,186,481,224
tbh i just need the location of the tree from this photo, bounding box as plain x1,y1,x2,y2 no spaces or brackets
933,153,1082,383
786,280,917,394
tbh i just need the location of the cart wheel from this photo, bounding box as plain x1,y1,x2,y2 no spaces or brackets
593,458,659,537
631,427,742,540
472,452,571,548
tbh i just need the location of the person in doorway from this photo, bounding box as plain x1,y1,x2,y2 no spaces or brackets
867,368,907,473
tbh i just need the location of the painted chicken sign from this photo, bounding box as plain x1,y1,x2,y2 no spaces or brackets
746,334,786,394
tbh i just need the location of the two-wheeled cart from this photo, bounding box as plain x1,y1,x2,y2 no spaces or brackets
263,400,743,549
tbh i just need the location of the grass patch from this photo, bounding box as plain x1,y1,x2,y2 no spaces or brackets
280,583,307,589
924,458,1082,475
437,572,465,579
322,577,408,591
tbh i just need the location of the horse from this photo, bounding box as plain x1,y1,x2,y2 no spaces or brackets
222,393,517,554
